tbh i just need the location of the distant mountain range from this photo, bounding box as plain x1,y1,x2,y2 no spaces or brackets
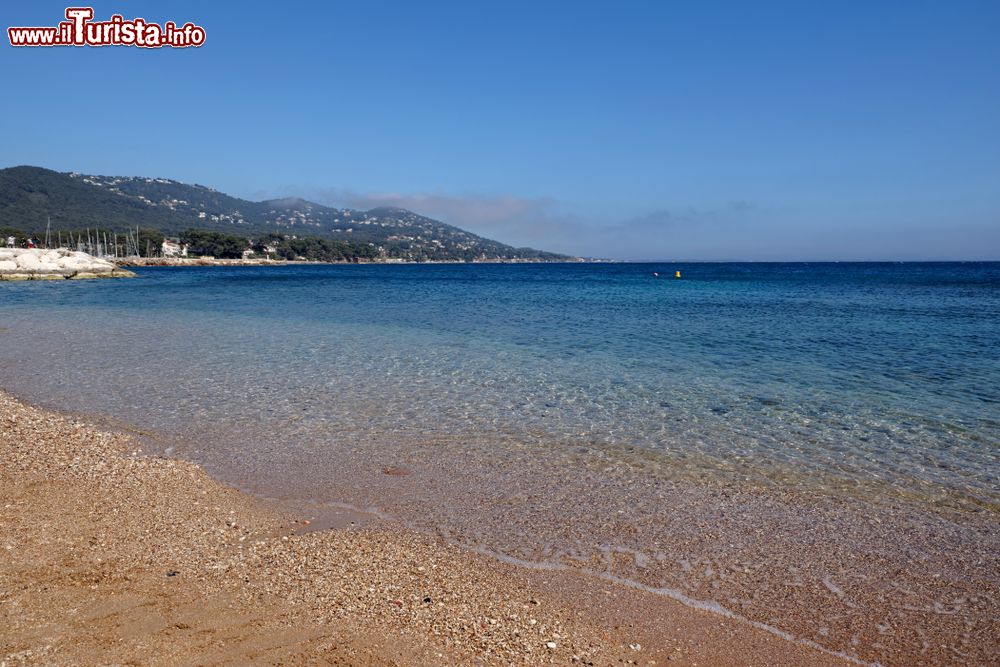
0,166,570,262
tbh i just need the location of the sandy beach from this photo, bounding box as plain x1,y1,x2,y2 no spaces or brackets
0,390,851,666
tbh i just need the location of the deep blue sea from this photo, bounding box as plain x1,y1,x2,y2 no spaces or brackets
2,262,998,663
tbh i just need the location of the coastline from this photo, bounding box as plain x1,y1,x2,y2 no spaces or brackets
0,389,848,666
115,257,602,267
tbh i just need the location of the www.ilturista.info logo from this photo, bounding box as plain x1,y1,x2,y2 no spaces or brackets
8,7,205,48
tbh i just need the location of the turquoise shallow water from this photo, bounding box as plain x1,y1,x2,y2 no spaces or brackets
2,262,999,664
2,262,997,504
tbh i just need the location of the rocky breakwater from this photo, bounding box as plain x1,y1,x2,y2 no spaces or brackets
0,248,136,281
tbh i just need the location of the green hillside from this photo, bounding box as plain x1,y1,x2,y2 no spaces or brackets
0,166,569,262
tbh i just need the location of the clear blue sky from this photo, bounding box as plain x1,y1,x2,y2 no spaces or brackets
3,1,998,260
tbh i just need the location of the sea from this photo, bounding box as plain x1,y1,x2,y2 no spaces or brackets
2,262,998,665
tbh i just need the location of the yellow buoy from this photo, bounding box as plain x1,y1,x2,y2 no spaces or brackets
675,270,681,279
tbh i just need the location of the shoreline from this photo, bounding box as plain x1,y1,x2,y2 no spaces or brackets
0,389,848,666
116,257,601,267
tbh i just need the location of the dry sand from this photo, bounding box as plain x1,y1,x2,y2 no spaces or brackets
0,390,849,666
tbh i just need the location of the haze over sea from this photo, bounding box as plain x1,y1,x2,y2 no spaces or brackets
2,261,998,664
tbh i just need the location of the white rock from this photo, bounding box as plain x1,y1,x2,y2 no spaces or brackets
56,258,81,269
15,253,41,270
0,248,129,279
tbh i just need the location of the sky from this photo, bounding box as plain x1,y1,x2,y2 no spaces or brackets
2,1,998,260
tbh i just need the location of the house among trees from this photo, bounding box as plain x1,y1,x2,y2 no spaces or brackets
161,239,188,257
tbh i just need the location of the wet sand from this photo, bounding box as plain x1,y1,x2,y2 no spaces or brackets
0,390,849,666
